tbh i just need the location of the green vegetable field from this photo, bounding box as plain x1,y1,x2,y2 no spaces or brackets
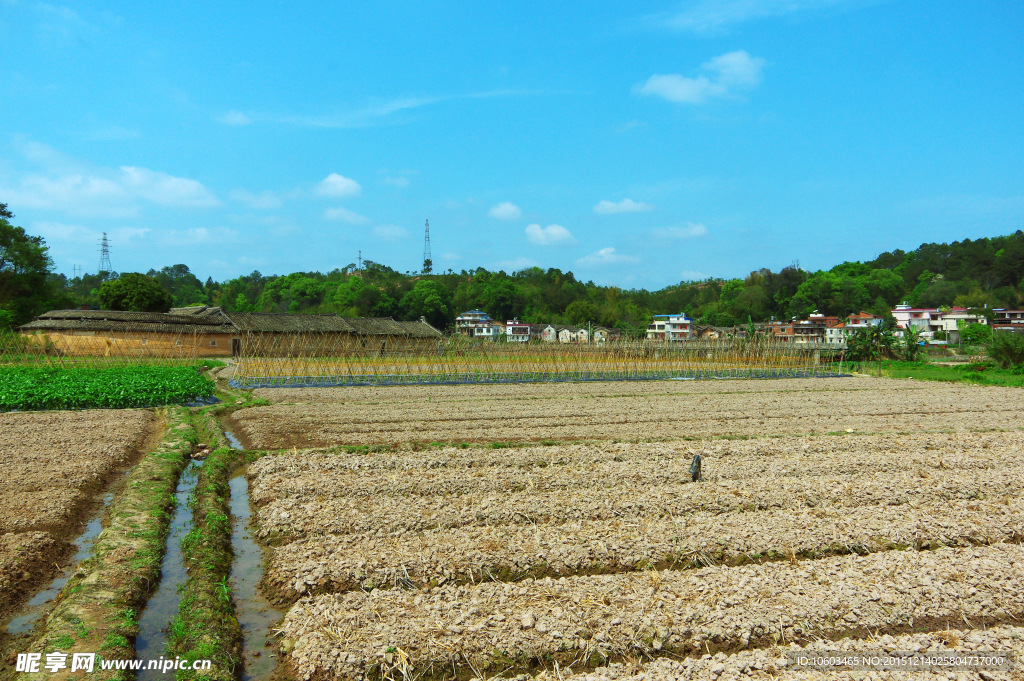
0,366,215,411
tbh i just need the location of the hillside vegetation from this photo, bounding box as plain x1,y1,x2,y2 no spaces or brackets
4,197,1023,333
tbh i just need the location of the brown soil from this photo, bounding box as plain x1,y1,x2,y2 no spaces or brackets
0,532,72,617
0,410,156,533
0,409,157,629
234,377,1024,448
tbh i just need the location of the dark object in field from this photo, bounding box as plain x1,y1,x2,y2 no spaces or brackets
689,454,702,482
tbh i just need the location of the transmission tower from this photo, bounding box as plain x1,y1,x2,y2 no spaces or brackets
98,233,112,274
422,219,432,274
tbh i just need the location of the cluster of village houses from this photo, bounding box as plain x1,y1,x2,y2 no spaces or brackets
456,304,1024,347
16,303,1024,358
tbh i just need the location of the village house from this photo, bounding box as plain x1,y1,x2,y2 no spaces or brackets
454,310,499,338
993,309,1024,334
505,318,531,342
646,313,692,341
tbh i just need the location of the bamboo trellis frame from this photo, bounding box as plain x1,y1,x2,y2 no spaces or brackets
232,331,844,388
1,329,202,368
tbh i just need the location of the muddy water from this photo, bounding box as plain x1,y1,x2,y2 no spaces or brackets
135,459,202,680
4,491,116,635
226,430,286,681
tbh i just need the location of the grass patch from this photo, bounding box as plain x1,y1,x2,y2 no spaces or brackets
168,408,243,680
862,359,1024,387
0,365,214,410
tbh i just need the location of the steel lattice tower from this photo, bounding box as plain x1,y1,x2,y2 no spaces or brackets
98,233,112,273
422,219,432,274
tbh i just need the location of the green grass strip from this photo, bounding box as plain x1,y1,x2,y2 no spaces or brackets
166,410,241,680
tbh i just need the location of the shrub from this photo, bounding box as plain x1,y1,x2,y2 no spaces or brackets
960,322,992,345
988,331,1024,369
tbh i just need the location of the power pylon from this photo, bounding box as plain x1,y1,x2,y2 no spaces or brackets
98,233,112,274
422,220,432,274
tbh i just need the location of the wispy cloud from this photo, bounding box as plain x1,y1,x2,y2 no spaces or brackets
653,222,709,238
637,51,766,105
229,188,282,210
217,111,251,125
680,270,706,280
488,201,522,220
316,173,361,197
594,198,654,214
575,247,638,266
381,176,410,188
525,223,576,246
215,90,551,129
324,206,370,224
661,0,851,33
372,224,408,241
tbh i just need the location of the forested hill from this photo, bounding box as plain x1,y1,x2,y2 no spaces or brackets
6,206,1024,333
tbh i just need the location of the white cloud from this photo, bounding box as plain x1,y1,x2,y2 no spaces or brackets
637,51,765,105
324,206,370,224
0,143,221,216
381,176,410,188
575,247,638,267
118,166,221,207
680,270,706,280
372,224,408,241
229,189,282,209
34,221,150,244
316,173,362,197
488,201,522,220
665,0,850,33
441,252,462,261
653,223,709,238
217,111,251,125
497,257,540,271
525,223,576,246
593,198,654,214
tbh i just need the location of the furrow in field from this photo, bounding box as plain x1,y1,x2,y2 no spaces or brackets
248,434,1023,505
532,625,1024,681
263,497,1023,604
253,465,1024,541
276,544,1024,681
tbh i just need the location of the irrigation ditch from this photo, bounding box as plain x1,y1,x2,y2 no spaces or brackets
1,373,285,681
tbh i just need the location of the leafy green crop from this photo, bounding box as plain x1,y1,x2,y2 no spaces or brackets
0,365,215,411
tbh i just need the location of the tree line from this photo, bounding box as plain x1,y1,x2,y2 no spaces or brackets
2,202,1023,332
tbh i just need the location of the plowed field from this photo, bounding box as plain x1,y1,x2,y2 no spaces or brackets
243,378,1024,680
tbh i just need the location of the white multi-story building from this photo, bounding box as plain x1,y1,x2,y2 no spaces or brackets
455,309,500,339
646,313,692,341
891,302,987,342
505,318,531,342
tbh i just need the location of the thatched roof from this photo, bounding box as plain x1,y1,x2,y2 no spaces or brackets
20,309,236,335
169,305,225,317
224,312,357,333
341,317,409,336
394,319,443,338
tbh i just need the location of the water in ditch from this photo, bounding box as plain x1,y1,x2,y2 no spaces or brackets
226,431,286,681
134,459,202,681
4,491,116,635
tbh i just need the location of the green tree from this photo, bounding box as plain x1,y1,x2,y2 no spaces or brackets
960,322,992,345
564,300,598,326
98,273,174,312
0,204,55,326
399,280,453,329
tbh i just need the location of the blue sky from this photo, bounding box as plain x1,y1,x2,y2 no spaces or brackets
2,0,1022,289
